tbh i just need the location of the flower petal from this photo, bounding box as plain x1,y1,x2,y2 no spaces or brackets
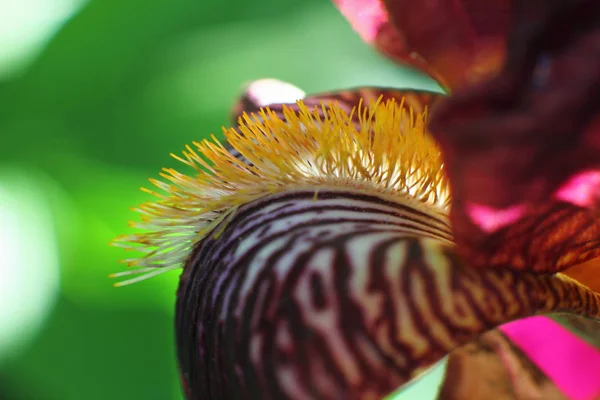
439,330,569,399
444,203,600,273
331,0,390,43
230,78,307,123
500,316,600,400
563,258,600,294
428,0,600,274
440,317,600,400
382,0,511,89
332,0,435,82
230,78,444,122
333,0,511,89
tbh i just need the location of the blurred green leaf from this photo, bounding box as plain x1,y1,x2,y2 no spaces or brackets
2,296,181,400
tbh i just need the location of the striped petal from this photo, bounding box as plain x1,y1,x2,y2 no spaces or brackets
176,188,600,399
428,0,600,275
332,0,511,89
114,86,600,399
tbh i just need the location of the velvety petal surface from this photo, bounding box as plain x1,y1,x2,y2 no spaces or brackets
333,0,512,89
428,0,600,274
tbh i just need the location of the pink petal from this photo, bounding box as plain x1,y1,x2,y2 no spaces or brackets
466,202,527,233
555,170,600,208
500,316,600,400
332,0,389,43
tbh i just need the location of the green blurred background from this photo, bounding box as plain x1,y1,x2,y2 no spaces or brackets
0,0,443,398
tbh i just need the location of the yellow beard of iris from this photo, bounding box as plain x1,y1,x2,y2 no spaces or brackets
110,97,450,286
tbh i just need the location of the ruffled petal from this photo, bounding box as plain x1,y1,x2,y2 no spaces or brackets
428,0,600,274
382,0,511,89
332,0,512,89
438,203,600,274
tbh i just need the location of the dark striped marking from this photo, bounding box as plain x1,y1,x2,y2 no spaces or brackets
176,189,600,399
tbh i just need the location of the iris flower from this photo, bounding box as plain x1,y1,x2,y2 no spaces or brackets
112,0,600,399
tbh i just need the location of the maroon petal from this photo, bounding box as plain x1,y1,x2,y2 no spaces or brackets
332,0,440,84
382,0,511,89
429,0,600,273
333,0,512,89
